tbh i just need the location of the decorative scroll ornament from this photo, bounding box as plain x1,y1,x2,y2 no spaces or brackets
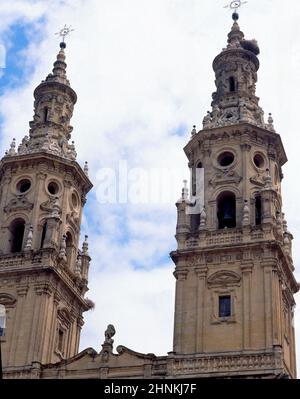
4,195,33,213
208,271,241,287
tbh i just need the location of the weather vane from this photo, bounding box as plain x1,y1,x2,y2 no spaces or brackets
55,24,75,44
224,0,247,12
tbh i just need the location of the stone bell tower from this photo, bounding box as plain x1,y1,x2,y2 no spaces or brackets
170,13,298,379
0,41,93,377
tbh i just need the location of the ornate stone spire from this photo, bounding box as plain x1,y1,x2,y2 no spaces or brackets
201,15,274,132
45,42,70,86
6,42,78,161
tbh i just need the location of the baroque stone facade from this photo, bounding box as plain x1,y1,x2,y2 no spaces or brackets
0,16,298,379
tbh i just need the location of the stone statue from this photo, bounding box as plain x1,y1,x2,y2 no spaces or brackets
104,324,116,345
202,111,212,128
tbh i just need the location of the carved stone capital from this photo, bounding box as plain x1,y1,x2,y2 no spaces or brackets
54,292,61,305
63,179,72,188
77,316,84,328
173,269,188,281
240,143,251,152
240,261,254,273
34,283,53,297
36,172,47,181
260,259,275,269
195,267,208,279
16,285,29,297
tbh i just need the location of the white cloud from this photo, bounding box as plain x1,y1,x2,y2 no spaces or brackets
0,0,300,376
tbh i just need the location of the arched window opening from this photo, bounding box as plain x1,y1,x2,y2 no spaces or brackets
40,222,47,249
10,219,25,253
217,192,236,229
58,328,64,353
66,232,73,266
193,162,203,196
191,214,200,232
255,196,262,226
44,107,49,122
229,77,236,92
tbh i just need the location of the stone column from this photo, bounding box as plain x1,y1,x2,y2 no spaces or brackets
0,175,12,253
173,268,188,353
32,171,47,249
32,283,52,362
7,285,29,367
195,266,208,353
43,216,61,249
271,265,281,346
241,260,253,349
47,292,60,363
261,259,274,348
240,139,251,202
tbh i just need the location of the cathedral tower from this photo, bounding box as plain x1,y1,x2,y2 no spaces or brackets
0,42,93,377
171,14,298,378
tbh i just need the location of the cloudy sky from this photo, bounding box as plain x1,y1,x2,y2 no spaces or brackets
0,0,300,373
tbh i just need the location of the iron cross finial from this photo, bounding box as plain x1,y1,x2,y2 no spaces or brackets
55,24,75,43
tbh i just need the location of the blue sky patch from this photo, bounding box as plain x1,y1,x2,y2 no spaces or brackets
0,17,46,95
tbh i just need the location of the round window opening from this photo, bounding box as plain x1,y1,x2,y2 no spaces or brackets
72,193,78,208
17,179,31,193
254,154,265,168
48,181,59,195
218,152,235,167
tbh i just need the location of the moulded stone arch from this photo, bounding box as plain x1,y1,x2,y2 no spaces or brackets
211,186,241,202
2,211,30,228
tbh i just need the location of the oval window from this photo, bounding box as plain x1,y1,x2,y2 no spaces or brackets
72,192,79,208
17,179,31,193
218,152,235,167
48,181,60,195
253,153,265,168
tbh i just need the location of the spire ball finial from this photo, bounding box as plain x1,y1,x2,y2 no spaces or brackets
232,12,239,21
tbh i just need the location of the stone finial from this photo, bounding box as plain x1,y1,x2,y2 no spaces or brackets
84,161,89,176
25,226,33,251
181,180,189,201
191,125,197,136
51,196,61,218
276,211,283,235
282,213,288,233
82,235,89,255
283,232,291,257
104,324,116,346
8,138,16,156
200,207,207,228
68,141,77,160
58,234,67,261
75,254,82,275
267,113,275,131
242,200,250,225
263,169,273,189
18,136,29,154
202,111,212,129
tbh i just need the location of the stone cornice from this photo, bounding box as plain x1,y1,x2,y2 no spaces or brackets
184,123,287,167
0,152,92,195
